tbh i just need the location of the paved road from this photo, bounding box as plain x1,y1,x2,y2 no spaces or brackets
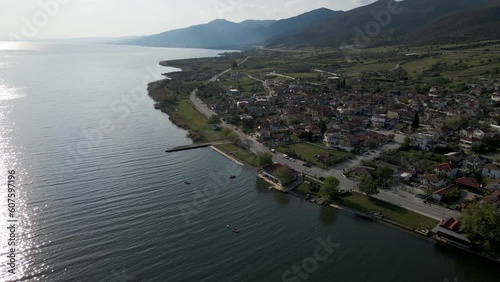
189,90,268,154
375,188,462,220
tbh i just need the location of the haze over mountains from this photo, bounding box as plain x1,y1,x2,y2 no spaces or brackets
124,0,500,49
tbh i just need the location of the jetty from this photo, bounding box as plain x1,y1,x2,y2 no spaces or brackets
166,143,212,153
166,141,232,153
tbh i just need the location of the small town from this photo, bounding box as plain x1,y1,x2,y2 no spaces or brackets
152,42,500,262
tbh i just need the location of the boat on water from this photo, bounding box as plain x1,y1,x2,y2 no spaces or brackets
184,180,191,185
229,175,237,179
232,227,240,233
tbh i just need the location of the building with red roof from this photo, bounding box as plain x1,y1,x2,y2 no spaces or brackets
434,163,458,178
454,177,481,191
432,185,458,202
432,217,472,249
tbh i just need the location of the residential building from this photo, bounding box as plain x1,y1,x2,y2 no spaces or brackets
482,191,500,209
262,164,298,185
432,185,457,202
351,166,376,178
454,177,482,192
432,218,472,249
434,163,458,179
482,163,500,179
420,173,446,189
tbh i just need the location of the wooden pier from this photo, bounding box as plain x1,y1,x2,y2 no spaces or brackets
165,143,212,153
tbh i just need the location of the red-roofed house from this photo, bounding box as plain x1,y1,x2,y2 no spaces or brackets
482,163,500,179
432,217,472,249
434,163,458,178
432,185,458,202
482,191,500,209
420,174,446,189
440,217,460,232
454,177,481,191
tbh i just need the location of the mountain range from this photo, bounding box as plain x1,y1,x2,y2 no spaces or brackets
123,0,500,49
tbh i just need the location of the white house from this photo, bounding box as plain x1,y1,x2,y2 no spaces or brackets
412,133,436,151
483,163,500,179
324,131,341,146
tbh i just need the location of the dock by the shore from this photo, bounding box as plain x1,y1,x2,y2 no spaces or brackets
165,143,212,153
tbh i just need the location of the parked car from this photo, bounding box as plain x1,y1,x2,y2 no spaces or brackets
303,162,312,167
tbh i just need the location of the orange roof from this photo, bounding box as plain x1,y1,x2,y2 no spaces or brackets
433,185,456,196
455,177,481,189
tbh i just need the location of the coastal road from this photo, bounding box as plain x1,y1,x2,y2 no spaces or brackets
375,189,462,221
189,90,268,155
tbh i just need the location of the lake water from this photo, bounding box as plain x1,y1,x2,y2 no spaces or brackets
0,42,498,281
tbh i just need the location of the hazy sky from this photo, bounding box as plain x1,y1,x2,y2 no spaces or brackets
1,0,377,39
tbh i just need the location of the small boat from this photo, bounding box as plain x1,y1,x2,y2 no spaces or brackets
229,175,237,179
184,180,191,185
232,227,240,233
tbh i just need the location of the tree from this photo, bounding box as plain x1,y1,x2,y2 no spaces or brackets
401,137,411,149
460,203,500,253
319,177,340,200
443,115,468,131
274,167,294,185
208,114,221,125
319,120,327,135
374,167,393,188
257,152,273,168
411,111,420,129
358,176,378,196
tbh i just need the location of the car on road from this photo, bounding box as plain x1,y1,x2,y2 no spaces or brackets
270,149,276,153
303,162,312,167
283,154,289,159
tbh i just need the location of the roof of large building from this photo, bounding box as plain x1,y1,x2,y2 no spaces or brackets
455,177,481,190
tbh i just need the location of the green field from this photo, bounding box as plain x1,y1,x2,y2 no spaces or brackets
171,99,259,166
171,99,226,143
275,142,353,168
336,193,439,230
